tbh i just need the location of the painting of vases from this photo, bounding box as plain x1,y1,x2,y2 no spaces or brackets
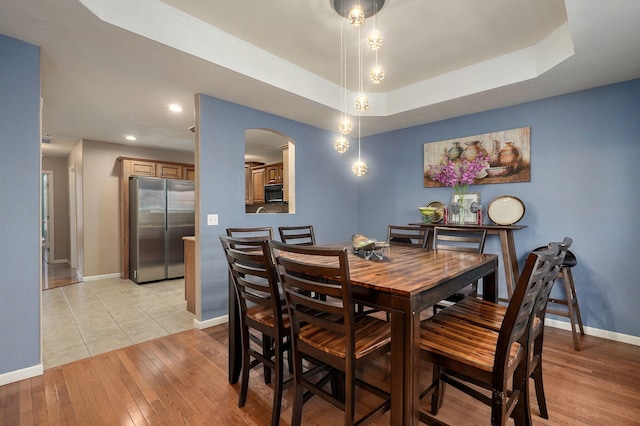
423,127,530,187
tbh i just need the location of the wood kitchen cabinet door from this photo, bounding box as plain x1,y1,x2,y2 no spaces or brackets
157,163,183,179
129,160,156,177
277,163,284,183
184,166,195,181
266,162,283,184
266,165,278,184
252,167,265,204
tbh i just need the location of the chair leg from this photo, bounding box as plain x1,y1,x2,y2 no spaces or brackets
271,341,284,426
345,373,356,425
263,334,272,383
564,268,585,350
239,329,251,407
287,344,293,374
430,365,445,414
531,359,548,419
509,362,533,426
290,358,305,426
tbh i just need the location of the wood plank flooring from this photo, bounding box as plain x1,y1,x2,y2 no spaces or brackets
42,262,79,291
1,324,639,425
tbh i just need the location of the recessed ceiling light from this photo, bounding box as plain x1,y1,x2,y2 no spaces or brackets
125,135,136,141
169,104,183,112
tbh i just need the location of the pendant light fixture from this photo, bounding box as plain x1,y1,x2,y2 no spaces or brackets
332,0,386,174
335,13,351,153
368,1,384,84
352,20,367,175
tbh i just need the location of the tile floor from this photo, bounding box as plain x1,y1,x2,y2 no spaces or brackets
42,277,195,369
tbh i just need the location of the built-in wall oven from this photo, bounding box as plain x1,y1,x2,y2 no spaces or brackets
264,184,284,203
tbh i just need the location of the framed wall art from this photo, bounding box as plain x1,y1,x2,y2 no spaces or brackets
424,127,531,187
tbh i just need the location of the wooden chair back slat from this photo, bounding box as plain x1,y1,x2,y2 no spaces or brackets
387,225,427,248
433,227,487,252
220,236,282,322
278,225,316,245
226,227,274,239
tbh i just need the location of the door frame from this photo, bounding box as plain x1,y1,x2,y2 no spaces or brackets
68,164,78,270
41,170,55,263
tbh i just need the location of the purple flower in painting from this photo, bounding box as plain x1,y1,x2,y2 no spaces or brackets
429,153,487,192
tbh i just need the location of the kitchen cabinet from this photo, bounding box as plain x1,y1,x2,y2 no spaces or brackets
157,163,183,179
244,162,264,205
245,164,251,204
266,162,283,184
184,166,195,181
125,158,192,180
251,167,266,204
128,160,156,177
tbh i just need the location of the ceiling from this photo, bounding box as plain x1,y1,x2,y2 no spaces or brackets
1,0,639,158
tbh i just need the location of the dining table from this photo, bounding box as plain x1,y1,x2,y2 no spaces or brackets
410,222,526,301
228,243,498,426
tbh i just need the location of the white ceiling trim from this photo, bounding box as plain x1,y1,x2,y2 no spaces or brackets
386,23,575,115
79,0,573,119
79,0,343,111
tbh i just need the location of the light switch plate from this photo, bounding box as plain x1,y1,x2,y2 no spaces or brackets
207,214,218,226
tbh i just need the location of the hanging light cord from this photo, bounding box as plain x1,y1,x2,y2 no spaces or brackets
358,23,362,161
341,14,346,121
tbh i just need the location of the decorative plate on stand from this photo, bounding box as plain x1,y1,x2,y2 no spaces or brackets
487,196,525,225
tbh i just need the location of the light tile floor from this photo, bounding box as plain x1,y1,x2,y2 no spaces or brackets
42,277,195,369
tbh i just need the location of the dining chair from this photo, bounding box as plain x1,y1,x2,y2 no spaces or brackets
219,235,289,426
438,237,572,419
387,225,427,248
418,245,559,426
226,226,274,241
432,227,487,313
269,240,392,426
278,225,316,246
224,227,279,383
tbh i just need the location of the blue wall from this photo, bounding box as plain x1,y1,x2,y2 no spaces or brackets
1,33,639,380
357,79,640,337
0,35,41,374
196,95,359,320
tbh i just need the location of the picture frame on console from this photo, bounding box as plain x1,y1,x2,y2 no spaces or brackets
451,192,480,224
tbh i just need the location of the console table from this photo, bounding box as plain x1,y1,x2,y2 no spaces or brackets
409,222,527,300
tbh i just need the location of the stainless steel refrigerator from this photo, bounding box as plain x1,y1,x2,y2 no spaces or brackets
129,177,195,284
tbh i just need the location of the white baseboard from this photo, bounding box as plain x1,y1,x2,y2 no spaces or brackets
0,364,43,386
52,259,70,265
194,315,228,329
545,318,640,346
82,272,121,282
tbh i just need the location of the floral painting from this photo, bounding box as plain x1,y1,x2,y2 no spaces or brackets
423,127,530,187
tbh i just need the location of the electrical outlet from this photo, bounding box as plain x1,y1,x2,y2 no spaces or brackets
207,214,218,226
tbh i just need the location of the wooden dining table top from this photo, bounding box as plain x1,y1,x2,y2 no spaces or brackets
299,242,498,297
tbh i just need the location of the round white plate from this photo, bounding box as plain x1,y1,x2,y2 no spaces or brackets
487,196,525,225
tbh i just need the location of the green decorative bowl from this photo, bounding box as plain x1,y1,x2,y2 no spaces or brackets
418,201,445,223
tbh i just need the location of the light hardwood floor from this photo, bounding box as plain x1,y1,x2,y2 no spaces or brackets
42,261,79,290
2,324,639,425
